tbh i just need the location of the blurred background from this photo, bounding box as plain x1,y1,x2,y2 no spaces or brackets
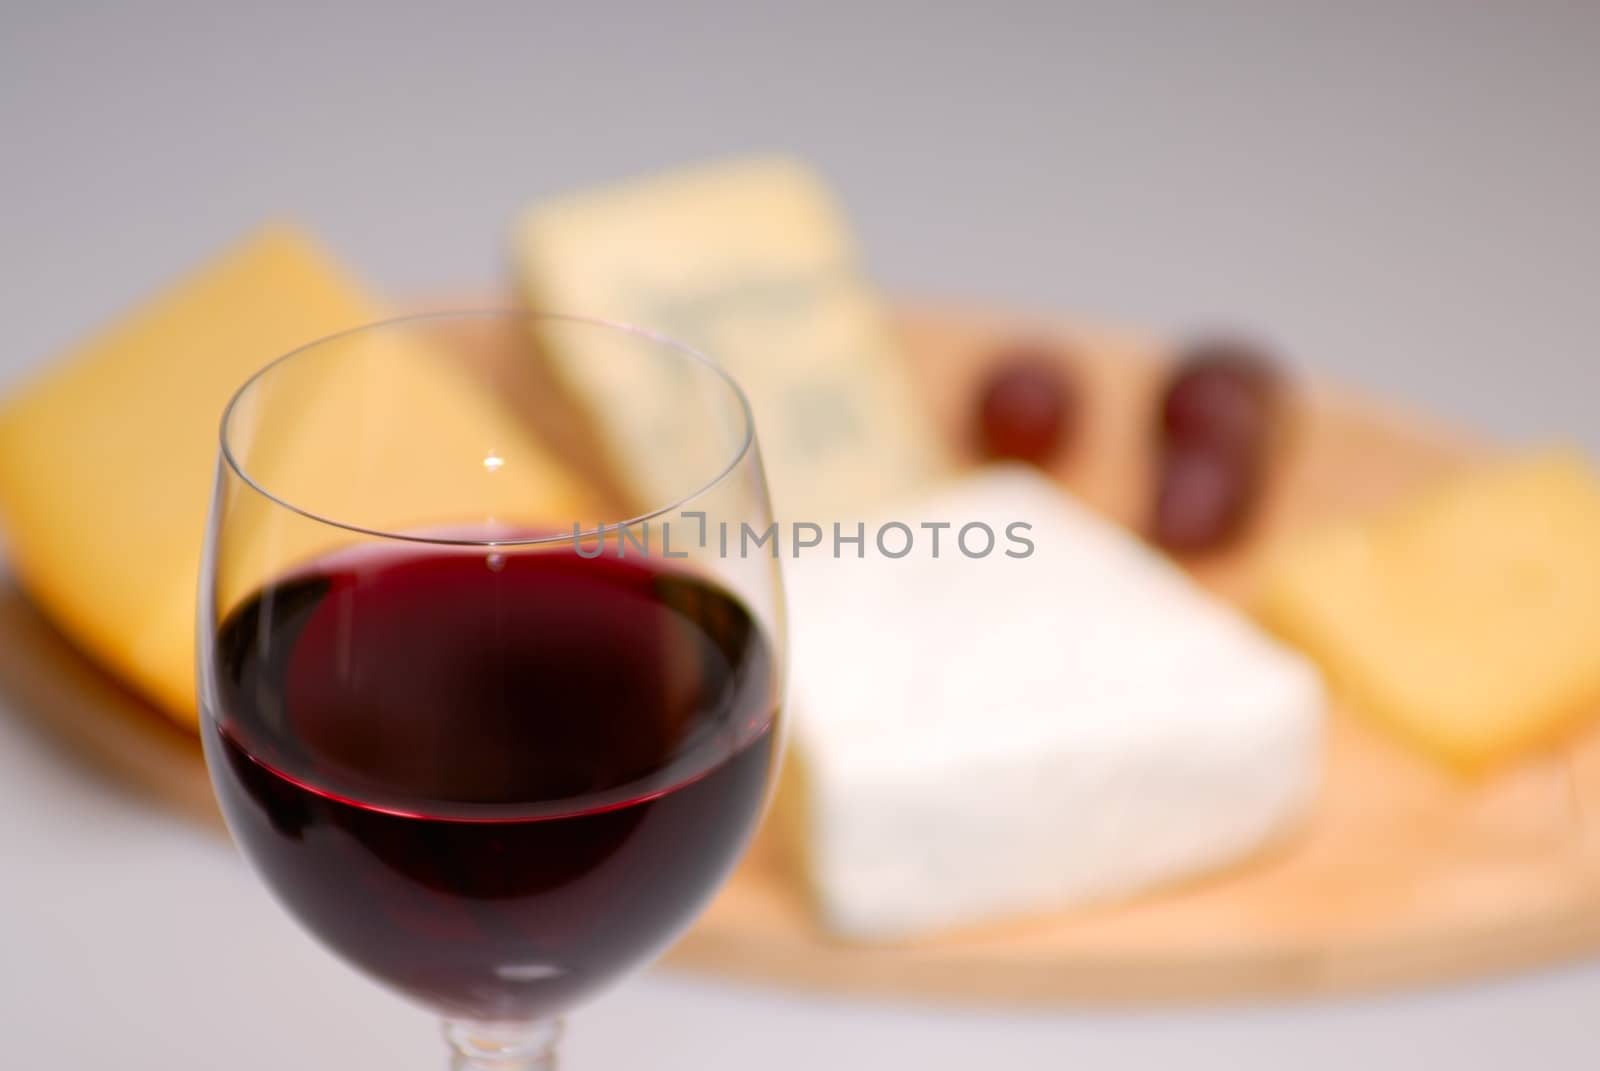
2,2,1598,1068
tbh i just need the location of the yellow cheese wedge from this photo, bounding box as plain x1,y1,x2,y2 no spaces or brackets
1259,448,1600,772
0,226,594,725
513,156,949,521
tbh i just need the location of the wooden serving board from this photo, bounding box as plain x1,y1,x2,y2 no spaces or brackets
3,301,1598,1005
659,304,1600,1003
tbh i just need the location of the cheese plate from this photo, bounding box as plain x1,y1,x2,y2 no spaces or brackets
5,301,1600,1003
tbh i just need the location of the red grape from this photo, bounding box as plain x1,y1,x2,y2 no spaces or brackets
1152,445,1259,551
1151,338,1284,551
976,345,1079,464
1160,340,1279,459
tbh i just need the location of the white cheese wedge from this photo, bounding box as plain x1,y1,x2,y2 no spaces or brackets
512,156,948,521
781,466,1325,940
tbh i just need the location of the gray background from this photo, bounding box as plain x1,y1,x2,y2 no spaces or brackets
2,2,1598,1067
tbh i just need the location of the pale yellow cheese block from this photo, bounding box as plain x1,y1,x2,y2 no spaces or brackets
513,156,949,521
0,226,595,725
1259,447,1600,772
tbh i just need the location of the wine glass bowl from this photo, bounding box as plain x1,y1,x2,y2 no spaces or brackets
197,313,785,1067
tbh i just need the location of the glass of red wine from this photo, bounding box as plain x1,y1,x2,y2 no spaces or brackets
197,312,786,1069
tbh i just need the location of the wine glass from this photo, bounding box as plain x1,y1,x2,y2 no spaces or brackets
197,311,786,1069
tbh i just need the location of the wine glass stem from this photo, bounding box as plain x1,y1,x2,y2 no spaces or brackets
442,1017,564,1070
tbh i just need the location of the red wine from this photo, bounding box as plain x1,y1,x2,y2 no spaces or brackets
203,545,778,1020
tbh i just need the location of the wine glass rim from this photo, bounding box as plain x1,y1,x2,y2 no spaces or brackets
217,308,758,548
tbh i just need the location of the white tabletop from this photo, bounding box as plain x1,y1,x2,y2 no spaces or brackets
3,3,1599,1067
